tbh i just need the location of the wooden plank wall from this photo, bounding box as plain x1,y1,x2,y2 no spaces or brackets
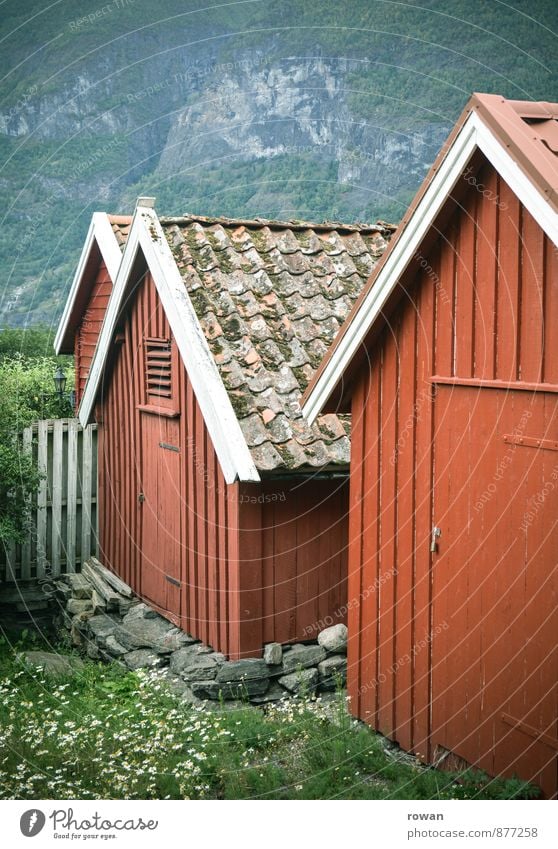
74,260,112,406
0,419,98,582
99,269,350,660
348,162,558,766
99,270,243,657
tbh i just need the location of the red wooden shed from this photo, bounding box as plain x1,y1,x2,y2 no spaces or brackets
56,205,392,660
303,94,558,797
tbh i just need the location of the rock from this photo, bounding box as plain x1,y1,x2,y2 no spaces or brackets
160,627,197,652
66,574,93,599
279,668,318,695
55,581,73,601
118,597,138,615
250,681,288,704
169,644,215,675
87,614,120,645
66,598,94,615
122,650,166,670
215,658,269,683
91,589,107,614
86,642,100,660
209,652,226,664
263,642,282,665
162,674,201,701
179,655,218,682
190,677,269,700
317,655,347,691
114,615,175,653
281,644,326,673
105,636,129,658
23,651,84,677
122,603,160,623
317,623,348,654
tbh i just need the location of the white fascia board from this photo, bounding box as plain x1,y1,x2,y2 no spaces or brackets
54,212,122,354
302,115,478,424
79,207,260,484
302,113,558,424
472,112,558,246
78,222,141,428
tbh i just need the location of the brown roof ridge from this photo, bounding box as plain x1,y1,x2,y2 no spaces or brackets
159,212,396,234
107,214,133,225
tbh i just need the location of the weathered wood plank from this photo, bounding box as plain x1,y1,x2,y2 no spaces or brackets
36,421,49,579
51,419,64,576
66,419,78,571
86,555,133,598
81,425,93,563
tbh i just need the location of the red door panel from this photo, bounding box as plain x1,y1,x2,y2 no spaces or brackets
432,386,558,797
140,414,182,624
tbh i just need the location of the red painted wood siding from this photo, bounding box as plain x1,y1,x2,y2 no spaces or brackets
74,261,112,406
98,268,349,659
348,162,558,797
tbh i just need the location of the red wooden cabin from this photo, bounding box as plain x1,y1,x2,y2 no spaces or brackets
303,94,558,797
56,205,392,659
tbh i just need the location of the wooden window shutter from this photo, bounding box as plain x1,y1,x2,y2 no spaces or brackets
145,337,172,400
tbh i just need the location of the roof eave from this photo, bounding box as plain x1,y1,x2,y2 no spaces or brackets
302,98,558,423
78,204,260,485
54,212,122,354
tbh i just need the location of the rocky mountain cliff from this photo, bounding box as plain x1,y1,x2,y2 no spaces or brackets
0,0,555,326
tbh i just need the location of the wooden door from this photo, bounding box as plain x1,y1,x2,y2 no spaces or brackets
432,385,558,797
140,414,182,624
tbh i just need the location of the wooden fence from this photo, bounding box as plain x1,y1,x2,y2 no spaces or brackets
0,419,98,583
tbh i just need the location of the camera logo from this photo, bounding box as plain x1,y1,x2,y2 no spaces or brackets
20,809,46,837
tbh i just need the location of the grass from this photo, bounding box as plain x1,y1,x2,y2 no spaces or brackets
0,635,539,800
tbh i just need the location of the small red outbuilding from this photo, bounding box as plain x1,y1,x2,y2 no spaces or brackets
303,94,558,797
56,207,392,660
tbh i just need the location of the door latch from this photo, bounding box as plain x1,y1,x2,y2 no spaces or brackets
138,492,145,503
430,526,441,553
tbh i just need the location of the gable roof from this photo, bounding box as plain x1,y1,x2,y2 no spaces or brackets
301,93,558,423
162,215,392,472
54,213,132,354
76,204,393,482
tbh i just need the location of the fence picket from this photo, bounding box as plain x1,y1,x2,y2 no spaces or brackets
51,419,64,577
0,419,97,582
66,419,78,572
81,425,93,564
36,420,48,580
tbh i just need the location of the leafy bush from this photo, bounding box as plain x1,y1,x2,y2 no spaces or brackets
0,349,74,544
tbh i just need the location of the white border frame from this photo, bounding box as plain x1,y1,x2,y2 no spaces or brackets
78,206,260,484
302,112,558,423
54,212,123,354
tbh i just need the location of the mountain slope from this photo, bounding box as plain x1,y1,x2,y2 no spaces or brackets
0,0,556,325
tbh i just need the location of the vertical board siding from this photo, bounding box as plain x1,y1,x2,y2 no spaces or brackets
0,420,97,581
74,261,113,407
348,162,558,796
99,269,350,660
